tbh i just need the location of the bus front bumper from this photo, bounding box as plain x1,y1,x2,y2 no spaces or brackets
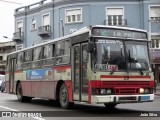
91,94,154,104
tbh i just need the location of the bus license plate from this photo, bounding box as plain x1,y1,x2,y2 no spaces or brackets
140,96,150,101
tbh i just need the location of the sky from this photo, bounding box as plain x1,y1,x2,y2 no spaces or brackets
0,0,40,42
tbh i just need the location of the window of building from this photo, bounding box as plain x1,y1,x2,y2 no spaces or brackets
65,8,82,23
16,44,23,50
42,13,50,31
151,38,160,48
150,6,160,21
17,21,23,33
31,18,36,30
106,8,123,25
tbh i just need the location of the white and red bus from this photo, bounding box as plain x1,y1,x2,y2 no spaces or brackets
5,25,154,109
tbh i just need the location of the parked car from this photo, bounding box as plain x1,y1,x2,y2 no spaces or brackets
0,75,5,92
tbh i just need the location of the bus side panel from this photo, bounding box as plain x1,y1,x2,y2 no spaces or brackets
21,81,32,97
20,81,57,99
41,81,56,99
31,81,42,98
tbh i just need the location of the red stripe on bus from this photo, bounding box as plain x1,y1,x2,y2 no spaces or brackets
5,70,23,74
54,66,71,70
100,75,151,79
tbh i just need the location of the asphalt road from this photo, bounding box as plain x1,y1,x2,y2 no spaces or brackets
0,92,160,120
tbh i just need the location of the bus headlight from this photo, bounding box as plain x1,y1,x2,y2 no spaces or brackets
140,88,144,93
101,89,106,95
106,89,112,94
100,89,112,95
144,88,150,94
140,88,150,94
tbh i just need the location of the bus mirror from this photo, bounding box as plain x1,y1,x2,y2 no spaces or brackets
88,42,94,53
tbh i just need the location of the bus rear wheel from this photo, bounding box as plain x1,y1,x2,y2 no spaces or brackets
17,83,25,102
17,83,32,102
59,83,73,109
104,103,117,109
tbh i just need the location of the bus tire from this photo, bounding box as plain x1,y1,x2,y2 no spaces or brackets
59,83,72,109
17,83,25,102
25,97,32,102
104,103,117,109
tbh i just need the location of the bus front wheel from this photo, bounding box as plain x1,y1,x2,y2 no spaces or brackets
104,103,117,109
59,83,73,109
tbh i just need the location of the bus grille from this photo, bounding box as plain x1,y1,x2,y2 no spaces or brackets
101,81,151,87
115,88,139,95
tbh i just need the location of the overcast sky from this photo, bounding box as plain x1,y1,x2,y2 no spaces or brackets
0,0,40,42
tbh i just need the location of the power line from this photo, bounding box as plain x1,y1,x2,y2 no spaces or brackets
0,0,22,5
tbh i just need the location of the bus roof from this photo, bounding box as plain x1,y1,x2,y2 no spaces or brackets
91,25,147,33
7,25,147,56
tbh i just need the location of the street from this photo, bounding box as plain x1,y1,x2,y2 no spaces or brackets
0,92,160,120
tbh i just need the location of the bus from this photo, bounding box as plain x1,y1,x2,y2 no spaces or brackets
5,25,154,109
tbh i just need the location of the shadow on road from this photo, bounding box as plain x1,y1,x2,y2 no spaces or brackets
15,98,150,117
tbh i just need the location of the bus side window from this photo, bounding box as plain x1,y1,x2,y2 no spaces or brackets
42,45,51,59
32,47,42,68
62,40,70,63
16,52,23,70
52,44,55,57
42,44,54,66
56,41,64,64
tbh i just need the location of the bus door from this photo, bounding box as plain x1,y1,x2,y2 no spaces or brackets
73,43,88,101
9,58,16,93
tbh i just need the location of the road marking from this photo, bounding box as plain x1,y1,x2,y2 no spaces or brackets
0,105,46,120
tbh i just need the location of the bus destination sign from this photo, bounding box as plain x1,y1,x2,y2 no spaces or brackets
92,28,147,39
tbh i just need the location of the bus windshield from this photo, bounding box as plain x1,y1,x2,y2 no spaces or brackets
126,41,150,71
92,38,150,72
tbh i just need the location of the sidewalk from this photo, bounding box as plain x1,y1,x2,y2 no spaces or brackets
154,83,160,96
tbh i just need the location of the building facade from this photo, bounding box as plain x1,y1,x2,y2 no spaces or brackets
13,0,160,82
0,41,16,74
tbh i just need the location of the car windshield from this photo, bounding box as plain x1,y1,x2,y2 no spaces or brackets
91,38,150,71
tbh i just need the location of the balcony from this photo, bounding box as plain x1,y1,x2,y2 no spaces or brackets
38,25,51,36
13,32,24,41
104,19,127,26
